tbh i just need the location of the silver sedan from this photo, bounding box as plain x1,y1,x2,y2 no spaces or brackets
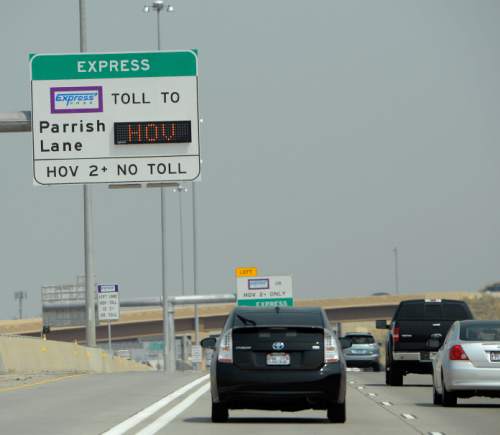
432,320,500,406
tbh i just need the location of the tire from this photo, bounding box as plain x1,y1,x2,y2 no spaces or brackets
386,364,403,386
441,373,457,407
327,402,346,423
432,382,442,405
211,401,229,423
372,363,381,372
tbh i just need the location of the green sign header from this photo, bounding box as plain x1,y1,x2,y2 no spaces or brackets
30,50,198,80
237,298,294,307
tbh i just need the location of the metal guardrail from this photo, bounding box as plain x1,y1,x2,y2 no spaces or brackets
42,297,163,310
0,111,31,132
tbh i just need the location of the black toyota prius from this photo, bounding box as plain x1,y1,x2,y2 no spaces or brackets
201,306,350,423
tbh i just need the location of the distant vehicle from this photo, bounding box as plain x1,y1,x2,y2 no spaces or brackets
371,292,391,296
377,299,474,386
342,332,381,371
432,320,500,406
115,349,131,360
201,306,351,423
479,282,500,294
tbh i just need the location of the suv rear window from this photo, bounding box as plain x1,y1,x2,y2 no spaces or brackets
396,301,470,321
345,335,375,344
233,310,324,328
460,321,500,341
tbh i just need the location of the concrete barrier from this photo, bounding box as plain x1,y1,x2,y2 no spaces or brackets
0,335,153,374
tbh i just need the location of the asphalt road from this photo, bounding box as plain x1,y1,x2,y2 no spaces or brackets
1,370,499,435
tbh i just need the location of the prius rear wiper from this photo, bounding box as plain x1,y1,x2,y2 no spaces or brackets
236,314,257,326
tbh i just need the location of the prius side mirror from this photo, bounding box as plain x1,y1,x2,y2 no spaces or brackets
201,337,217,350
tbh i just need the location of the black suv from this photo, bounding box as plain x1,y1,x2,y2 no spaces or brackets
377,299,473,386
201,306,350,423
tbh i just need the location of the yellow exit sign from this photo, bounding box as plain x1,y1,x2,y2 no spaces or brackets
235,267,258,277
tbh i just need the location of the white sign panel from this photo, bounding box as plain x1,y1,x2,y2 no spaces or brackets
30,51,200,185
97,284,120,321
236,275,293,307
191,344,202,363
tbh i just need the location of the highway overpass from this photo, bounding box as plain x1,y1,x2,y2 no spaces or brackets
0,291,474,345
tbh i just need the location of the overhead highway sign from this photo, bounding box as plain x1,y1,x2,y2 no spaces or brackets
30,50,200,185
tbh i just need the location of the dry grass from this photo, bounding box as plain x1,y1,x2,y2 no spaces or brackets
465,294,500,320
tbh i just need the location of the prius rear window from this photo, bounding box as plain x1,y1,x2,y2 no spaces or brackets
233,311,324,328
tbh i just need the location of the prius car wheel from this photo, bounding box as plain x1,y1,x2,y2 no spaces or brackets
327,402,346,423
211,401,229,423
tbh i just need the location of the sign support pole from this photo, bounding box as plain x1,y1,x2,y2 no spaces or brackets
107,320,112,356
79,0,96,348
153,4,170,374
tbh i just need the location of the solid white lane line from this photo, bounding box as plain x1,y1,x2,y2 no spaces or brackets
136,382,210,435
102,375,209,435
401,413,416,420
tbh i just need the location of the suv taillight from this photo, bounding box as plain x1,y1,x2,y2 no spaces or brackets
217,329,233,363
392,325,400,345
449,344,469,361
324,329,339,363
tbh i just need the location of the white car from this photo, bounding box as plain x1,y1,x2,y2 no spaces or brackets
432,320,500,406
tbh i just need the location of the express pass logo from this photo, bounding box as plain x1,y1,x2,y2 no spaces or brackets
50,86,103,114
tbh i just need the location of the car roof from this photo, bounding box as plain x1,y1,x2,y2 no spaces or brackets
399,298,465,304
234,306,323,314
343,332,374,336
458,320,500,326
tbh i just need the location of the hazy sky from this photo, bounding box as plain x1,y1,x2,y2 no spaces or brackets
1,0,500,320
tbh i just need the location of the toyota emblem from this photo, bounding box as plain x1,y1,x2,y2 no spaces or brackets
272,342,285,351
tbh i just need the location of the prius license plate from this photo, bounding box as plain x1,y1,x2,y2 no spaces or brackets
266,352,290,366
491,352,500,362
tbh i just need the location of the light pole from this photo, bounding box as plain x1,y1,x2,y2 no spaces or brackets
143,1,174,49
144,0,175,372
191,180,200,369
393,247,399,295
173,185,188,295
79,0,96,348
14,291,27,319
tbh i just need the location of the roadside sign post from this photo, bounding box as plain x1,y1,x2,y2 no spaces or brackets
30,47,201,364
97,284,120,355
191,344,202,366
236,276,294,307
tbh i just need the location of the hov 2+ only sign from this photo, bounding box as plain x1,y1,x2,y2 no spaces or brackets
97,284,120,321
30,50,200,185
237,276,293,307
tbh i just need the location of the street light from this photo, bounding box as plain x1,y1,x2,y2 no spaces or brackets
173,185,188,296
14,291,28,320
143,1,174,51
393,247,399,295
143,0,175,372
